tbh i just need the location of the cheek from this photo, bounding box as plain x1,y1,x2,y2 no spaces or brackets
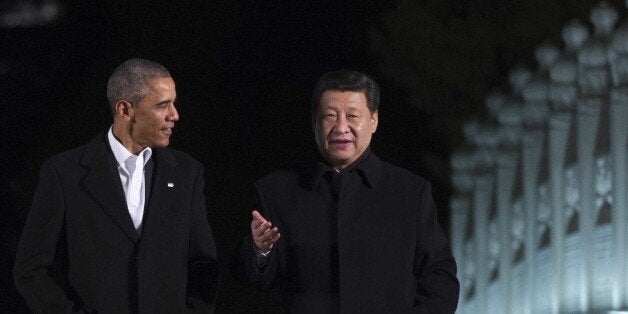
318,124,332,137
351,123,365,135
356,124,372,143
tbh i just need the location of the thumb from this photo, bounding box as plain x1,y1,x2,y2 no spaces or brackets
252,210,266,222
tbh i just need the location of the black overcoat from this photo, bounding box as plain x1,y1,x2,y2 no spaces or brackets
14,133,220,313
235,152,459,313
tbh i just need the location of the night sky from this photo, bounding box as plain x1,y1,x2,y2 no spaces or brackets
1,0,623,312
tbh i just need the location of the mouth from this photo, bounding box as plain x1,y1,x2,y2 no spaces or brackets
329,139,352,148
161,126,174,135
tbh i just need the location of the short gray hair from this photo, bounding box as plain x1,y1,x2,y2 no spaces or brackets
106,58,171,114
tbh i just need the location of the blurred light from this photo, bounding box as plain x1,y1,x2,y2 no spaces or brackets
0,0,62,28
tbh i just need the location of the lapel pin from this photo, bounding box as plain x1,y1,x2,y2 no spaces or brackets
167,182,175,188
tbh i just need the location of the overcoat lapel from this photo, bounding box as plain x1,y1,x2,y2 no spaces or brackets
142,148,178,228
80,133,139,244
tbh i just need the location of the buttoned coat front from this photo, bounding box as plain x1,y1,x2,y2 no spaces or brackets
14,133,220,313
235,153,459,314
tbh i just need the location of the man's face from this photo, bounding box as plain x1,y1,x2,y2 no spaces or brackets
129,77,178,149
313,90,378,170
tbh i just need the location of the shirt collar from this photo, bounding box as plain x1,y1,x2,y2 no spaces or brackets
107,127,152,169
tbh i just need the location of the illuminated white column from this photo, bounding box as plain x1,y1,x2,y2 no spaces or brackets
506,66,532,314
609,88,628,309
530,42,559,314
558,19,590,313
578,3,618,310
591,5,619,311
549,24,581,312
609,15,628,308
520,74,549,314
465,123,499,314
483,92,523,314
509,182,526,314
496,99,521,314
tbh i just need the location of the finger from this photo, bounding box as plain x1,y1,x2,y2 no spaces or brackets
266,232,280,244
253,229,272,249
251,218,266,231
257,227,279,242
261,233,281,248
260,227,277,239
251,211,269,230
259,221,273,233
252,210,267,223
251,219,264,230
253,221,272,235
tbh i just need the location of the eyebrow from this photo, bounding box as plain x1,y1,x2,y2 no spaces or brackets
321,103,361,110
154,99,175,107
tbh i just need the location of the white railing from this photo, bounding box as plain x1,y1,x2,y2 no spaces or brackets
451,2,628,313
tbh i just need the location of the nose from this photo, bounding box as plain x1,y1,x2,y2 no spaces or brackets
333,115,350,133
168,103,179,122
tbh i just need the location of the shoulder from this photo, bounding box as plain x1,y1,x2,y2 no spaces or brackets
377,158,430,191
256,168,300,189
42,144,89,171
256,153,318,189
161,147,201,166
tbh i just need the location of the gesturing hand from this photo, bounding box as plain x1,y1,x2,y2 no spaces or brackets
251,210,281,253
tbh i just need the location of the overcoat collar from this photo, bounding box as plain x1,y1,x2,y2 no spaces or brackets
79,132,177,244
305,148,382,190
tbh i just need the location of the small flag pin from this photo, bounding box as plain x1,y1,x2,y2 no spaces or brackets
167,182,175,188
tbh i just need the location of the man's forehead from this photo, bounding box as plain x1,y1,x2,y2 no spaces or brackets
319,103,362,111
147,78,175,95
320,91,366,105
321,89,365,97
148,76,175,89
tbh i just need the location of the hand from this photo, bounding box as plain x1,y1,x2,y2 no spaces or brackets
250,210,281,253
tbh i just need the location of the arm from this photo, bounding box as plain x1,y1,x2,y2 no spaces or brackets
186,164,221,313
13,160,83,313
232,184,280,290
412,182,460,313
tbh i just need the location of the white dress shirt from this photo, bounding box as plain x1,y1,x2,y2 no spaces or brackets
107,127,152,233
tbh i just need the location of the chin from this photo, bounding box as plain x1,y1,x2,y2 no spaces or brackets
153,140,170,148
327,156,350,165
330,152,353,161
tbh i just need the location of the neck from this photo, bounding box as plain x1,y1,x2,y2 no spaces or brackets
112,123,144,155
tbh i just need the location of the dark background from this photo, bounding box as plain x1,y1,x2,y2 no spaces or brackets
1,0,622,312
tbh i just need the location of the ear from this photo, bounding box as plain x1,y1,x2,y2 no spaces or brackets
370,110,378,133
114,101,133,121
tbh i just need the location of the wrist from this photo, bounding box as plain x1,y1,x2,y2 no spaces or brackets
257,249,271,256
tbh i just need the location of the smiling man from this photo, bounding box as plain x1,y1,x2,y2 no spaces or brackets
14,59,220,313
234,70,459,313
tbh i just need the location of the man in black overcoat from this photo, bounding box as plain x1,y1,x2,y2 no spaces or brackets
234,70,459,313
14,59,220,313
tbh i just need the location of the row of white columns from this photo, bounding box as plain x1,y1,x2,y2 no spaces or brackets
450,2,628,313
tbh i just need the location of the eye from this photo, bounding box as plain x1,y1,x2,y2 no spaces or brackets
323,113,336,120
